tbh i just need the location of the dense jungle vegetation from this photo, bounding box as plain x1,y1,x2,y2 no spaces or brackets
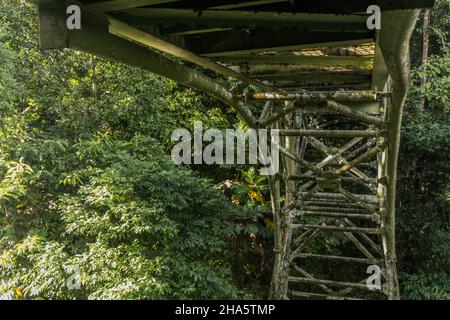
0,0,449,299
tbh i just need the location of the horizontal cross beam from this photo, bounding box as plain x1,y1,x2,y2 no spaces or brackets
218,55,374,69
194,34,373,57
297,211,374,220
86,0,179,12
248,90,378,102
139,0,434,12
126,8,369,31
290,291,362,300
289,276,377,292
290,224,379,235
278,129,379,138
210,0,290,10
299,192,378,203
292,253,374,264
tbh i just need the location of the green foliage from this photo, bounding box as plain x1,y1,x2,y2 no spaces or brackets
403,273,450,300
410,0,449,63
223,168,274,295
410,55,450,114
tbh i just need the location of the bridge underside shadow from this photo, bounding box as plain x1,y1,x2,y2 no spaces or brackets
34,0,434,300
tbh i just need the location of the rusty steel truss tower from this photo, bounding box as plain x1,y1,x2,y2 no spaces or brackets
34,0,435,300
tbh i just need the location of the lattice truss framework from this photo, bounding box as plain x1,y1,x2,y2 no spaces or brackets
259,91,393,300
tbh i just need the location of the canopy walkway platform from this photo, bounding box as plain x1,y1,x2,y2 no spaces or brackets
34,0,434,300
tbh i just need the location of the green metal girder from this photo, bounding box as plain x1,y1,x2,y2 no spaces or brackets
86,0,179,12
125,8,369,31
186,30,373,56
138,0,434,12
216,55,374,69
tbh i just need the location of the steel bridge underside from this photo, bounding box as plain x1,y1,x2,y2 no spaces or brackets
35,0,434,300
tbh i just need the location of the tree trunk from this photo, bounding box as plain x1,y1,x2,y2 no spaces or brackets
421,9,431,108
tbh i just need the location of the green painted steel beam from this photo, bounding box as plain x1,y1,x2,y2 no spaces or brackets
165,27,234,36
378,9,424,300
216,55,374,69
279,83,373,91
155,0,434,13
210,0,289,10
265,75,372,88
200,39,374,57
300,102,380,114
253,72,371,81
125,8,369,31
187,30,373,56
86,0,179,12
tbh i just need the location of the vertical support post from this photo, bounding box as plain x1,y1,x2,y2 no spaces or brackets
378,86,390,296
269,119,289,300
277,184,294,299
268,175,284,300
269,103,300,299
379,9,422,300
383,86,402,300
